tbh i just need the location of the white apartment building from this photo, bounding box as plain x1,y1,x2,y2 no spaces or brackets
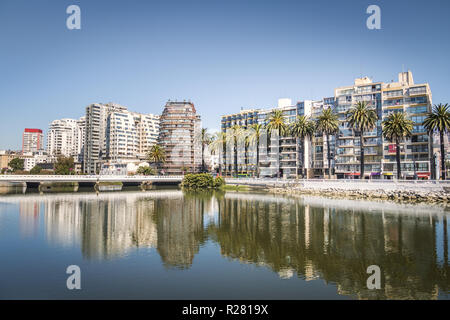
47,117,85,160
84,103,160,174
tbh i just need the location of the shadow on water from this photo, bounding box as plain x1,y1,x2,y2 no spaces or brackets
0,189,449,299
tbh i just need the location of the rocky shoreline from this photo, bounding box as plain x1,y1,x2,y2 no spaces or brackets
269,186,450,204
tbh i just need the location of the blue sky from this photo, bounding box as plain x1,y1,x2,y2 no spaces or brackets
1,0,449,150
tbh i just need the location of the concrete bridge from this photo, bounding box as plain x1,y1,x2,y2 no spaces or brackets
0,175,183,190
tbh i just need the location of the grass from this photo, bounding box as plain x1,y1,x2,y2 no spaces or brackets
221,184,251,191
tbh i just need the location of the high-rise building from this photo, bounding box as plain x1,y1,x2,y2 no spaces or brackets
333,71,432,179
47,118,85,160
158,101,201,175
220,71,434,180
83,103,160,174
22,128,44,154
221,99,307,178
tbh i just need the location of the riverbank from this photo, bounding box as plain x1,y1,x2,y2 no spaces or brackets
269,185,450,204
224,178,450,204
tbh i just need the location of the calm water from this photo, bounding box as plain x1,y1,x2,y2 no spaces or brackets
0,188,449,300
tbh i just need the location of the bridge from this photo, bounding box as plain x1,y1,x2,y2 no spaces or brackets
0,175,183,191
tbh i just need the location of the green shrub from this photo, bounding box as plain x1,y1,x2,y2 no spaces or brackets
30,165,42,174
181,174,226,190
213,176,225,188
136,166,155,176
181,173,215,189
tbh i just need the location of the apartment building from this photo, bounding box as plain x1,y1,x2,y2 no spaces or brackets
158,101,201,175
83,103,160,174
220,71,433,179
221,99,308,178
47,118,85,160
333,71,432,179
106,111,159,162
22,128,44,154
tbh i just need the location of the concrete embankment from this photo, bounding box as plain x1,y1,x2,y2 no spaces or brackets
226,179,450,204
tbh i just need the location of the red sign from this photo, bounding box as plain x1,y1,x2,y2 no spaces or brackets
388,144,397,153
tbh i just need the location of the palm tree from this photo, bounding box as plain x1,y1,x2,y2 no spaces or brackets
248,123,264,177
147,144,166,173
423,103,450,180
266,110,288,177
290,115,315,179
198,128,213,173
228,125,244,177
209,131,226,176
382,112,413,180
346,101,378,179
316,108,339,179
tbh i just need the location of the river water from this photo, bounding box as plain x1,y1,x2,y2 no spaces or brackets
0,188,449,299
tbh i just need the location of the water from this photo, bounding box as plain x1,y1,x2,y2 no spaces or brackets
0,188,449,300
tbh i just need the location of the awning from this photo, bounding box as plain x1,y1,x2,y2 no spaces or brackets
345,172,360,176
383,172,393,176
417,172,431,177
371,172,381,176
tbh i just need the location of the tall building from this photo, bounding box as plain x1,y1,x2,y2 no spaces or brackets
83,103,159,174
221,99,306,178
47,118,85,160
158,101,201,175
22,128,44,154
220,70,434,179
333,71,432,179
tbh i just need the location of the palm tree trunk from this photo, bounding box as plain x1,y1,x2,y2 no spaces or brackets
297,137,301,179
256,137,260,178
222,140,226,176
278,129,281,178
326,134,331,179
201,144,205,173
360,132,365,179
429,132,436,180
234,137,238,177
396,138,401,180
440,131,446,180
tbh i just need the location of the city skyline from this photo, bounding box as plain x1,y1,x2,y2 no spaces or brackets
1,0,450,149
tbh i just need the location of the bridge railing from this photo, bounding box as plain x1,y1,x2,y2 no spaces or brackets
0,175,184,181
224,177,450,185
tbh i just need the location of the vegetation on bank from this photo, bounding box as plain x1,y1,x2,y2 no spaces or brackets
181,173,224,190
97,181,123,186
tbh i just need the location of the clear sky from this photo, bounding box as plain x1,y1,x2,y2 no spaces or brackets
1,0,449,150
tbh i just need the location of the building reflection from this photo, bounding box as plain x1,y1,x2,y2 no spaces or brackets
5,190,449,299
210,193,450,299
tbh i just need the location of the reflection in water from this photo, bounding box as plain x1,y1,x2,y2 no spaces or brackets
0,190,449,299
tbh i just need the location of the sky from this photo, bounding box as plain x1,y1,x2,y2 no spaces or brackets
1,0,450,150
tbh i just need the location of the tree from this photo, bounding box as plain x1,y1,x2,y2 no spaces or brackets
209,131,227,176
248,123,264,177
227,125,244,177
54,156,75,175
290,115,315,179
316,108,339,179
30,165,42,175
265,110,288,177
136,166,155,176
198,128,213,173
423,103,450,180
382,112,413,180
8,158,24,172
147,144,166,173
346,101,378,179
